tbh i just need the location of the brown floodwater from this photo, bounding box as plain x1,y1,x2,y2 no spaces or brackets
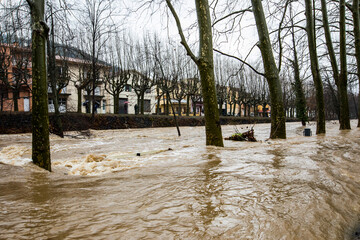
0,121,359,239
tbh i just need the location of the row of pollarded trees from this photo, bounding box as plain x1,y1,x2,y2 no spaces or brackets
3,0,360,170
211,0,360,134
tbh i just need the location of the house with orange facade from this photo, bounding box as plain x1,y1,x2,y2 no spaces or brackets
0,43,32,112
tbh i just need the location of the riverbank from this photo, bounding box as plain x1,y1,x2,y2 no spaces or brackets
0,112,299,134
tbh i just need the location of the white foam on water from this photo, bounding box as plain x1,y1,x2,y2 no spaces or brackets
0,145,32,166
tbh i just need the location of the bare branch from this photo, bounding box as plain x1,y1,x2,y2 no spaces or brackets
213,48,265,77
212,7,252,27
165,0,198,64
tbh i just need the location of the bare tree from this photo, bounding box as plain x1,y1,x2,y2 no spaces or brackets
76,0,116,117
352,0,360,127
250,0,286,138
104,35,131,114
166,0,224,146
129,37,155,115
46,0,73,137
26,0,51,171
320,0,350,129
304,0,326,134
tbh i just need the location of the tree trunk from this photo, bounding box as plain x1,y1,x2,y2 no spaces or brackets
338,0,351,129
291,18,307,126
156,94,161,115
304,0,326,134
164,94,169,115
192,99,197,116
353,0,360,127
186,95,190,116
193,0,223,146
167,92,181,136
113,92,119,114
178,100,182,116
27,0,51,171
13,89,19,111
77,87,82,113
251,0,286,139
140,91,145,114
233,102,236,116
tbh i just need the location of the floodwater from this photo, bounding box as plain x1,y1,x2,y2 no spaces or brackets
0,121,359,239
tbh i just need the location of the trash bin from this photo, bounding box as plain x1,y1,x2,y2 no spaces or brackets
303,128,312,136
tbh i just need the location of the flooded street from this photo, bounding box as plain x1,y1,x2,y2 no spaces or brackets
0,121,359,239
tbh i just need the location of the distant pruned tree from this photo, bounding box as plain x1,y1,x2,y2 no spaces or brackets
76,0,116,118
104,35,131,114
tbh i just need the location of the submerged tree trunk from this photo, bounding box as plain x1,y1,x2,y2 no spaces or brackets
195,0,224,146
353,0,360,127
251,0,286,139
321,0,350,129
166,0,223,147
338,0,351,129
304,0,326,134
26,0,51,171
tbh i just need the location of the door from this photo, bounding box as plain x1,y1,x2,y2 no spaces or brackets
119,98,128,114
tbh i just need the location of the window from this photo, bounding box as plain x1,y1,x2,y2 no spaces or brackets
59,98,67,113
95,86,101,95
60,87,67,94
144,100,151,112
145,88,151,94
102,100,106,111
125,84,132,92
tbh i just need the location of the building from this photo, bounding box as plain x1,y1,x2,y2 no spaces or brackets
0,43,32,112
1,43,157,115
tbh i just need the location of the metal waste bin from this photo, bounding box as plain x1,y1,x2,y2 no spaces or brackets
303,128,312,136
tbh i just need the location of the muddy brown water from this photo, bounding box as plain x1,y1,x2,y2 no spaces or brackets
0,121,359,239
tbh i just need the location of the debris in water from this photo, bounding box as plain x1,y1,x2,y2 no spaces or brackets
225,128,257,142
136,153,141,156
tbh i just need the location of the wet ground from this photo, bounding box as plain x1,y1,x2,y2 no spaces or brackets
0,121,359,239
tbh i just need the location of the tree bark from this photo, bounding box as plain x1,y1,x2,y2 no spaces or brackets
114,92,119,114
186,95,190,116
13,89,19,111
196,0,224,146
140,91,145,114
321,0,350,129
338,0,351,129
251,0,286,139
353,0,360,127
77,87,82,113
304,0,326,134
27,0,51,171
